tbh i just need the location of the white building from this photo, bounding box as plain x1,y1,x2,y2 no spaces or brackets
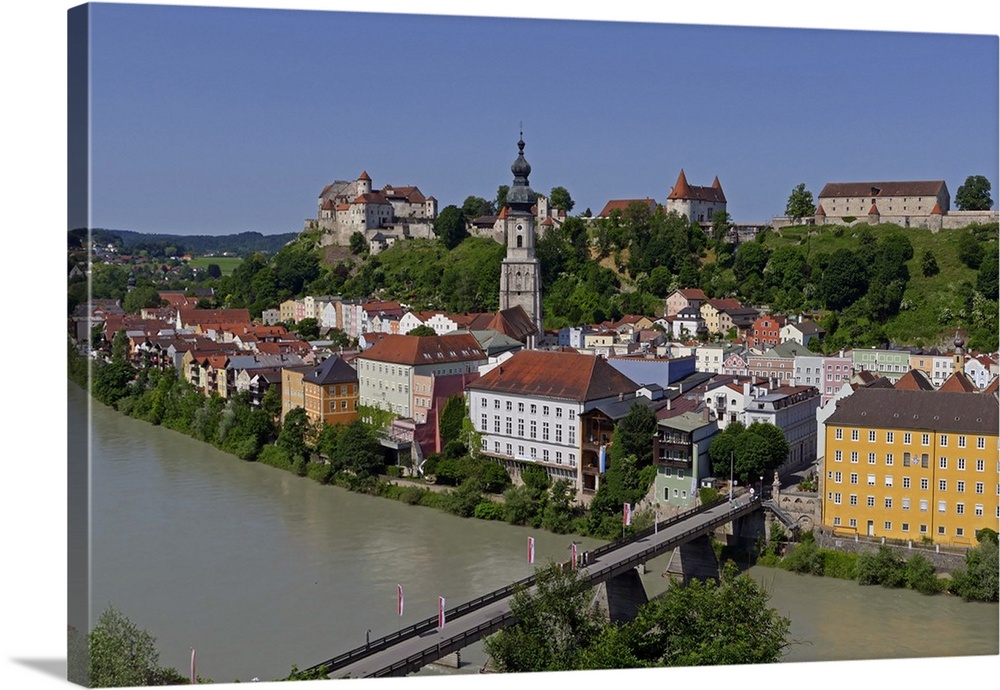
744,385,821,469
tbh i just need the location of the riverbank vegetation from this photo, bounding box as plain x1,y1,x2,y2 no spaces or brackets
756,527,998,602
483,560,791,672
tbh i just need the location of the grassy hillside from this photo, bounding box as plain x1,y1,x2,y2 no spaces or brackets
763,222,997,350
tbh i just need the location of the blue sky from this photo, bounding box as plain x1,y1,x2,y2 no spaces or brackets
77,1,998,235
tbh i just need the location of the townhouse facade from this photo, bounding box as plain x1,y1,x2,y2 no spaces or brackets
744,385,821,469
852,348,912,383
653,411,718,511
822,387,999,547
465,349,640,491
281,355,359,426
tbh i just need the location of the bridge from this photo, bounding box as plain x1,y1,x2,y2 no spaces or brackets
303,494,764,679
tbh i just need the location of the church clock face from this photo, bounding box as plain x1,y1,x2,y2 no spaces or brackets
516,224,523,232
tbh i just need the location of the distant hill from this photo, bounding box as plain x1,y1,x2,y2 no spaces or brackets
81,228,298,256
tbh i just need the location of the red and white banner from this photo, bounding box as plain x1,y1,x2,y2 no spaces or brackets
571,542,578,570
438,596,446,630
190,648,196,685
527,536,535,564
397,584,404,617
623,502,632,526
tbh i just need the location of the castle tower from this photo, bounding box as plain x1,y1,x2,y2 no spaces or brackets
498,133,543,346
357,170,372,195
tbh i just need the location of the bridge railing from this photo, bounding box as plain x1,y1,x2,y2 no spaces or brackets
308,494,747,676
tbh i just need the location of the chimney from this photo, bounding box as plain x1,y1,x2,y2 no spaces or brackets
618,392,624,402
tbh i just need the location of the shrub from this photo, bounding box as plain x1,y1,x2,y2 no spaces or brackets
819,550,858,580
781,539,823,576
473,501,505,521
385,465,402,478
856,546,906,587
699,487,720,505
398,486,427,505
257,444,293,471
905,554,944,595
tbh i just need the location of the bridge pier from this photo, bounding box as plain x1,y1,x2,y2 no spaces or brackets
593,568,649,625
663,535,720,584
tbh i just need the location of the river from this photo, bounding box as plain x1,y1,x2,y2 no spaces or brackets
71,383,997,683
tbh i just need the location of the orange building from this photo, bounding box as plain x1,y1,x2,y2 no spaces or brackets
281,355,359,427
822,387,998,546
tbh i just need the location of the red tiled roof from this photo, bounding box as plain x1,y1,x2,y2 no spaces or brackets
894,369,936,391
937,370,978,393
597,198,657,217
815,204,826,215
381,185,427,203
486,306,537,342
358,170,371,181
930,202,944,215
179,308,251,326
818,181,947,198
361,333,486,366
667,169,726,203
467,349,638,402
869,202,879,215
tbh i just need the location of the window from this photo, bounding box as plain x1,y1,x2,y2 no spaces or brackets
518,402,524,413
835,428,843,440
851,429,859,441
850,494,858,505
904,433,912,445
542,423,549,441
902,523,909,532
835,450,843,462
569,409,576,420
919,499,928,512
505,443,512,456
868,453,877,464
505,418,512,435
938,501,946,513
869,430,877,442
480,397,487,407
903,452,911,467
886,431,895,443
939,479,947,492
885,475,894,487
530,404,537,415
530,447,537,458
494,417,501,433
867,496,875,507
568,427,575,445
903,476,911,488
921,454,929,469
506,401,512,411
921,433,930,446
494,399,501,409
975,482,984,494
884,521,892,531
518,445,524,456
956,527,965,537
555,451,562,464
494,441,500,452
977,436,985,450
902,498,910,510
921,478,929,490
833,517,842,526
555,407,563,418
849,518,858,528
555,426,562,444
938,525,946,535
542,405,550,416
976,459,985,472
958,435,967,448
850,473,858,485
851,451,859,464
975,504,984,517
543,449,549,462
940,434,948,447
919,524,928,534
958,458,966,470
834,471,842,483
884,498,893,509
867,474,876,486
518,419,524,436
956,503,965,515
957,480,965,493
834,493,842,505
885,453,894,466
939,457,948,469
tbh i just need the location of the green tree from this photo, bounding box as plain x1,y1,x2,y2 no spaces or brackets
733,241,771,284
976,246,999,300
294,317,320,340
785,183,816,221
710,210,732,242
955,175,994,211
406,324,437,336
438,395,467,447
484,563,604,672
495,184,509,212
549,186,575,213
821,248,868,310
921,250,940,277
462,195,494,218
88,605,187,687
615,403,658,464
276,407,310,462
957,229,985,269
349,231,368,255
122,286,164,314
206,262,223,279
336,420,384,479
949,534,999,602
433,205,469,250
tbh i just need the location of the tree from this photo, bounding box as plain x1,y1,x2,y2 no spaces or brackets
821,248,868,310
549,186,575,213
785,183,816,221
438,395,467,447
294,317,320,340
949,534,999,602
957,229,985,269
349,231,367,255
710,210,732,242
955,175,993,211
336,420,384,479
276,407,310,462
88,605,186,687
733,241,771,284
206,262,223,279
615,403,658,464
433,205,469,250
920,250,940,277
462,195,494,219
484,564,604,672
494,184,510,212
122,286,163,314
977,246,999,300
406,324,436,336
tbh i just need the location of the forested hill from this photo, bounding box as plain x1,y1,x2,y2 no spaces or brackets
83,228,298,256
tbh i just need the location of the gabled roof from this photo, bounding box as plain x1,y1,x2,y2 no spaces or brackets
381,185,427,203
786,319,825,336
360,333,486,366
818,181,947,198
893,369,936,391
597,198,657,217
466,350,639,402
705,298,743,311
178,308,251,326
487,305,538,342
937,370,978,393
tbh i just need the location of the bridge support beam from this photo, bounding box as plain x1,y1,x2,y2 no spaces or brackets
663,535,720,585
593,569,649,625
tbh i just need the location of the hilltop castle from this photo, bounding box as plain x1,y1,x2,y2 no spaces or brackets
307,171,438,247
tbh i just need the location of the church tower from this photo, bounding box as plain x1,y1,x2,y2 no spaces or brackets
498,133,543,346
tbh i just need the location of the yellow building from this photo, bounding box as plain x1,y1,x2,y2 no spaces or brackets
822,387,998,547
281,355,359,427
